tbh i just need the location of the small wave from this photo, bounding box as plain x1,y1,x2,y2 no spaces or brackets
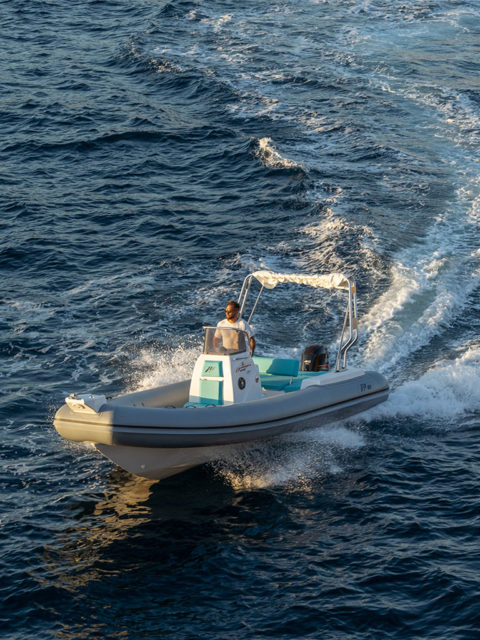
1,299,56,324
2,129,178,156
254,137,304,171
199,12,233,32
66,272,155,299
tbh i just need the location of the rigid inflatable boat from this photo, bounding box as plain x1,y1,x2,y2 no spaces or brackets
54,270,389,479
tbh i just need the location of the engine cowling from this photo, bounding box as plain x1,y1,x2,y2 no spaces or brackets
300,344,329,372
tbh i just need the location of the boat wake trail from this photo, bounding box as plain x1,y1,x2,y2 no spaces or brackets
388,345,480,422
358,343,480,427
359,173,480,381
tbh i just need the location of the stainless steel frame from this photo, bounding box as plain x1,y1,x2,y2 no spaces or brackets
238,272,358,372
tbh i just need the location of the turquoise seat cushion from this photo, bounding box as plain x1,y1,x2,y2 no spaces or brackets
253,356,299,377
260,370,328,392
259,374,294,391
284,371,328,392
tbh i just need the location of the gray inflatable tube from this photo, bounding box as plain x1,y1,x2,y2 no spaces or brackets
54,370,388,449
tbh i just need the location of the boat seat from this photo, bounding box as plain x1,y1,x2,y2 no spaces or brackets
260,371,328,392
255,357,328,391
253,356,300,377
259,374,295,391
254,357,300,391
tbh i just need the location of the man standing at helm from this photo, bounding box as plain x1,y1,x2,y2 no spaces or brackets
216,300,256,355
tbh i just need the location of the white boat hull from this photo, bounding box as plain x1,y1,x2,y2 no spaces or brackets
96,443,224,480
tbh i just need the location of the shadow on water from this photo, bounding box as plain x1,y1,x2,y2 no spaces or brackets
29,467,282,637
41,464,299,572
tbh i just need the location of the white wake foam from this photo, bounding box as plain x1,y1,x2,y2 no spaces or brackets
364,344,480,423
212,426,365,490
360,184,480,375
255,137,303,170
126,344,198,392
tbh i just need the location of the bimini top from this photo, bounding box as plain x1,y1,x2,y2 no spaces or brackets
239,269,357,372
250,270,352,291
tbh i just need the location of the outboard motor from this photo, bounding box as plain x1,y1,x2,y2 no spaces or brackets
300,344,329,372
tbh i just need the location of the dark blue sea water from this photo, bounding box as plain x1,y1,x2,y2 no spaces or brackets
2,0,480,638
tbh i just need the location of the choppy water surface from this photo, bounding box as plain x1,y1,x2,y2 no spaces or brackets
2,0,480,638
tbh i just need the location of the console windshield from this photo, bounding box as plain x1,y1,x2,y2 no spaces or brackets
203,326,248,356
